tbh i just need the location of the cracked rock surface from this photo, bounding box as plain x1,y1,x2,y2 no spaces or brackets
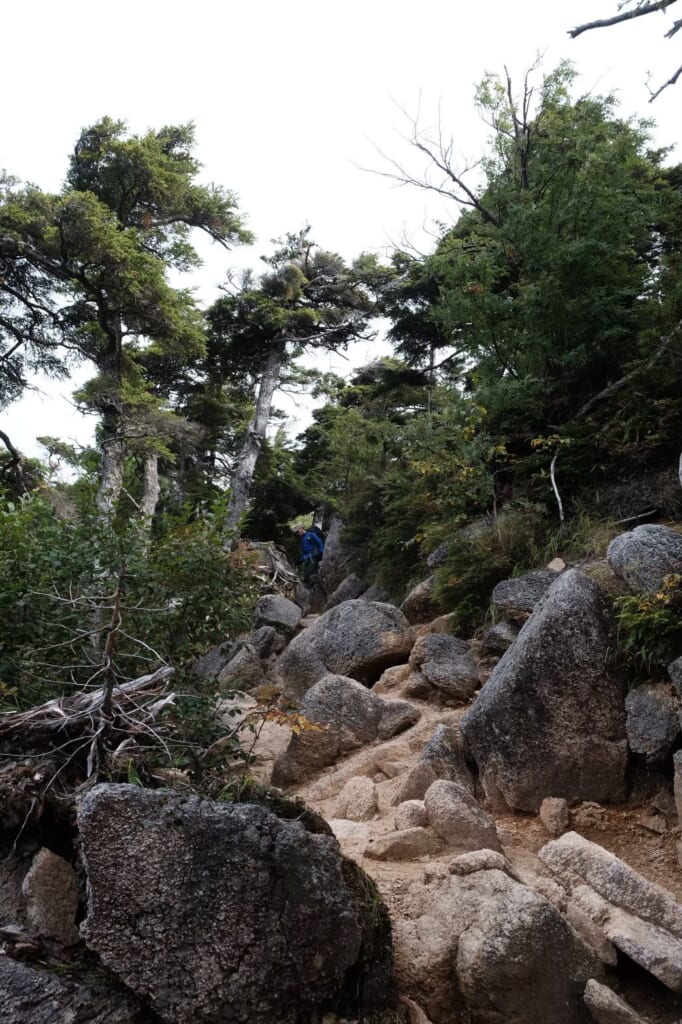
78,784,386,1024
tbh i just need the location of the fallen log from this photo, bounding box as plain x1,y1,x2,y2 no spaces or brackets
0,666,175,745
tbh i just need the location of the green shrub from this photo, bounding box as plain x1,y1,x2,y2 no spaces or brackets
614,573,682,671
433,502,550,632
0,491,257,705
431,506,623,635
549,511,621,562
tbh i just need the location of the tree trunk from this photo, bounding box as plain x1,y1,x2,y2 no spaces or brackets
225,339,286,538
0,430,28,494
139,452,161,522
96,412,125,516
95,336,126,517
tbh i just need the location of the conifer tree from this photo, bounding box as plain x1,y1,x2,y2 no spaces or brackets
215,229,388,537
0,118,251,518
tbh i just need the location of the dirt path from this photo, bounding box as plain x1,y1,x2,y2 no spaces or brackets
249,679,682,1022
291,696,682,900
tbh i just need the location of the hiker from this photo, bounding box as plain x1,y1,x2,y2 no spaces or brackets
293,523,324,584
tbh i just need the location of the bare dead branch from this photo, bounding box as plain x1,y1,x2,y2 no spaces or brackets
575,333,674,419
570,1,682,98
99,564,124,727
648,60,682,98
550,451,565,523
569,0,681,38
361,99,501,228
0,429,22,470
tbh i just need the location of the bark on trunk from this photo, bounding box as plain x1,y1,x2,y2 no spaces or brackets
93,323,127,517
225,339,286,538
96,414,125,516
139,452,161,522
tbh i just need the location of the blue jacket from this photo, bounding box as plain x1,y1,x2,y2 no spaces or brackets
301,530,324,562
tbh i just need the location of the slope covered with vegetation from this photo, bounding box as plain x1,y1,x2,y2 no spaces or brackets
2,62,682,714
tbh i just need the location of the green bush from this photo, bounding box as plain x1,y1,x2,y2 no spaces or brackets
433,502,550,633
0,491,257,706
614,573,682,671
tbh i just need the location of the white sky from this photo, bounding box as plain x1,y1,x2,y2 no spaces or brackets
4,0,681,457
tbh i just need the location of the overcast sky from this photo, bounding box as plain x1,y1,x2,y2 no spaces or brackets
5,0,681,456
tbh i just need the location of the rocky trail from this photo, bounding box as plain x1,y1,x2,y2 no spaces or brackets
5,522,682,1023
240,523,682,1023
294,700,682,1024
293,705,682,900
256,691,682,1023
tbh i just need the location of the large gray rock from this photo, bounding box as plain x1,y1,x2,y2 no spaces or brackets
197,628,281,686
408,633,479,704
589,907,682,992
0,956,149,1024
424,780,501,852
317,516,353,593
567,903,619,967
669,655,682,698
427,540,451,569
246,625,281,657
400,576,439,625
272,674,420,785
0,854,30,929
21,848,79,946
393,867,599,1024
325,573,365,610
625,682,680,763
583,979,650,1024
540,832,682,992
607,524,682,594
364,827,439,861
461,571,627,812
448,848,519,879
674,750,682,822
78,784,394,1024
277,600,413,698
217,646,267,692
373,665,412,701
253,594,302,636
420,723,473,780
359,582,390,603
478,619,519,657
395,800,428,830
393,724,474,805
379,699,421,738
539,796,570,838
190,640,237,680
491,569,559,621
539,831,682,939
335,776,378,821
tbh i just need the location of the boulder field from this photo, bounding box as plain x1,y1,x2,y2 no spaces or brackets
4,524,682,1023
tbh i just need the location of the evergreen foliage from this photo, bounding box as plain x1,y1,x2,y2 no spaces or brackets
0,118,251,513
2,65,682,714
296,66,682,606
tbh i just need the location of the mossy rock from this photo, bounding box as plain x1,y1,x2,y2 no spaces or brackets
578,559,630,605
218,776,333,835
222,779,402,1021
335,857,402,1021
